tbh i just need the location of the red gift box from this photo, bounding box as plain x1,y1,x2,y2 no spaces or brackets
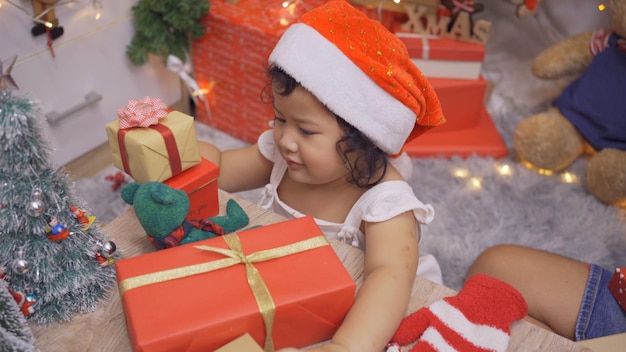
164,157,219,220
116,216,356,352
609,267,625,312
396,32,486,80
429,77,488,132
192,0,326,145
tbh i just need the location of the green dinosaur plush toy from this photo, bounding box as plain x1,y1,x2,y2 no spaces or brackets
121,182,249,249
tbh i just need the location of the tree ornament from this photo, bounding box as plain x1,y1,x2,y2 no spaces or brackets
25,187,45,217
70,205,96,230
21,292,38,317
11,249,29,275
31,187,43,200
45,216,70,242
0,56,19,90
25,199,44,217
95,241,117,267
8,288,39,317
0,280,39,351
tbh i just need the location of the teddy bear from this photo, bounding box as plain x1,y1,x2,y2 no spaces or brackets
121,182,250,249
513,0,626,207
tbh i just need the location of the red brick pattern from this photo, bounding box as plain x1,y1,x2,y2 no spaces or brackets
192,0,325,144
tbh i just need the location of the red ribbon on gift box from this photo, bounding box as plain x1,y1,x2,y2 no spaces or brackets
609,267,625,312
116,97,182,178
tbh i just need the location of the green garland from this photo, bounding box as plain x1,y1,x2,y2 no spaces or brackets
126,0,211,65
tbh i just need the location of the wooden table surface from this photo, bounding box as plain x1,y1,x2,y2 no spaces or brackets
29,190,590,351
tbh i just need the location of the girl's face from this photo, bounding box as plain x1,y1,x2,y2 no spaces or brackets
272,82,350,186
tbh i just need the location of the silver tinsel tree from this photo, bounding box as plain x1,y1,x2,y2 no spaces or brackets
0,68,119,324
0,280,39,352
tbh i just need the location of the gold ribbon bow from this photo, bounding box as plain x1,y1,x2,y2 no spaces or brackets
119,232,330,352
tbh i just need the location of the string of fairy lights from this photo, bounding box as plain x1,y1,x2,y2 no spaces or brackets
450,161,580,192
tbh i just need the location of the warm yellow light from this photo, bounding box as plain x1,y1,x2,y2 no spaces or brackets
282,1,290,8
496,164,512,176
279,17,290,26
192,89,208,97
94,0,103,20
560,172,579,183
520,160,554,175
598,3,606,11
537,168,553,176
194,80,217,97
44,21,53,28
393,0,401,3
469,177,482,190
453,168,469,178
0,0,4,9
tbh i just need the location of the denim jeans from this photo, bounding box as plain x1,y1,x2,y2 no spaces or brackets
575,264,626,340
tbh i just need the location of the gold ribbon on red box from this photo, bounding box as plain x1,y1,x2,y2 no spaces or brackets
116,96,182,177
118,232,330,352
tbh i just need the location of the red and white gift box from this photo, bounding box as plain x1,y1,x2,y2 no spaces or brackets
396,32,486,80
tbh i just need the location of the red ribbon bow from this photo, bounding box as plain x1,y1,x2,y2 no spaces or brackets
117,96,169,129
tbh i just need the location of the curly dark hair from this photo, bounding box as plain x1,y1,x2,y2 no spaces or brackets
263,65,388,188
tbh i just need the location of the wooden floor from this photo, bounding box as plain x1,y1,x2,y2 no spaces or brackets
63,142,112,180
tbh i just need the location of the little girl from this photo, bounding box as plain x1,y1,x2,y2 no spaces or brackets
200,1,445,351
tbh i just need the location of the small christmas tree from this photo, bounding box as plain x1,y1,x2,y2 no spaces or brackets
0,280,40,352
0,58,119,324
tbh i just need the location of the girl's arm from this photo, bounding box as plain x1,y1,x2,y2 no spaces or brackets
281,211,419,352
198,141,273,193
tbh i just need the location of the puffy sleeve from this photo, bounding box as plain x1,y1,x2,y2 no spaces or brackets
257,129,278,162
359,181,435,225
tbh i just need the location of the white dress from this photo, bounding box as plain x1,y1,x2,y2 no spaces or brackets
256,130,443,284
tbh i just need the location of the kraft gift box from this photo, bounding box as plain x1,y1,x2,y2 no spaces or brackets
215,333,264,352
106,111,201,183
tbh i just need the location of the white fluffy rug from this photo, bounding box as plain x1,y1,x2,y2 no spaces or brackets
73,1,626,290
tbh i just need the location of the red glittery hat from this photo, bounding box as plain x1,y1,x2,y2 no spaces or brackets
269,0,445,154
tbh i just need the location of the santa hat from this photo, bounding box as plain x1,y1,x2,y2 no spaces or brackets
268,0,445,155
388,274,528,352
